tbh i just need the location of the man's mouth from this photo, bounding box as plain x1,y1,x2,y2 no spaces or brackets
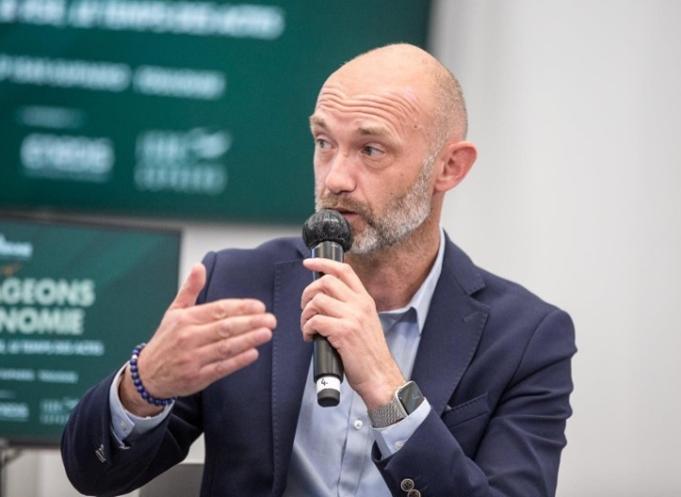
318,198,367,224
333,208,359,222
334,208,354,215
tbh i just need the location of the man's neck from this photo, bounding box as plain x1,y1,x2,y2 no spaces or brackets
346,217,441,312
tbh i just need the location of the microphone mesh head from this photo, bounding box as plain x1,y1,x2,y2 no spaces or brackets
302,209,353,251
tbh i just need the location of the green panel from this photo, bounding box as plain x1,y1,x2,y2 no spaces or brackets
0,0,432,223
0,217,180,446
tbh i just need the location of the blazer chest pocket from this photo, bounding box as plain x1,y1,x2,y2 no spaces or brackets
442,393,490,427
442,393,490,456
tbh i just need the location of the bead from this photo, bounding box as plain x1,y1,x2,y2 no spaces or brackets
128,343,175,407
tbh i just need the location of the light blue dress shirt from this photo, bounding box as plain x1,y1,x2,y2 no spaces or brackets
110,230,445,497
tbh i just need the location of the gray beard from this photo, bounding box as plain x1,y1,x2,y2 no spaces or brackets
315,154,435,255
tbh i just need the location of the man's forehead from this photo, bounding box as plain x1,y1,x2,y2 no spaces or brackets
310,85,424,141
314,82,424,121
321,66,424,100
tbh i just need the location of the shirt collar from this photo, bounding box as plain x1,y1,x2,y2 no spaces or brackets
378,228,445,334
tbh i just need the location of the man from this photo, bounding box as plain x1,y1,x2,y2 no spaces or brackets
62,44,575,497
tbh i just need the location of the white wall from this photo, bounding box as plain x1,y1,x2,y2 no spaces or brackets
431,1,681,496
5,1,681,496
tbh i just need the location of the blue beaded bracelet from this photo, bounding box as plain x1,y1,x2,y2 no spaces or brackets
129,343,175,407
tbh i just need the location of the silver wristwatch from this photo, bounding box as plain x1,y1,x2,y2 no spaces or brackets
368,381,425,428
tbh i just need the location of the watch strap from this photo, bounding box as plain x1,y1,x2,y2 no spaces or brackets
368,381,423,428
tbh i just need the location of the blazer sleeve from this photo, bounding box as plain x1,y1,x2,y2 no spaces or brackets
60,252,218,496
372,309,576,497
60,375,202,496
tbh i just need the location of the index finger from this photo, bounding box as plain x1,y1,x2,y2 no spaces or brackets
184,298,267,324
302,258,365,293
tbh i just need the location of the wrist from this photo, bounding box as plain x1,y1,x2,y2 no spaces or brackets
360,372,405,411
119,366,164,417
128,342,176,407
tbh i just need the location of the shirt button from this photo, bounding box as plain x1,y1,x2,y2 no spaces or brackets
353,419,364,430
394,440,404,450
400,478,415,491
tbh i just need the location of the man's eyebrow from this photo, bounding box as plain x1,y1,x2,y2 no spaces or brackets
309,115,327,129
310,116,390,134
357,124,391,137
309,115,395,144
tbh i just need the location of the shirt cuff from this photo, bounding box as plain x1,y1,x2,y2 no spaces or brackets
108,364,174,446
372,398,431,459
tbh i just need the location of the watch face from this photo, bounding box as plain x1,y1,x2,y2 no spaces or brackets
398,381,424,415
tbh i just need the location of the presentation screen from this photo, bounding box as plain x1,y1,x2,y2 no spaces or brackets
0,0,432,223
0,217,180,446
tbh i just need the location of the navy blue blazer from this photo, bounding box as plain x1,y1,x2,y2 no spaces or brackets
61,235,576,497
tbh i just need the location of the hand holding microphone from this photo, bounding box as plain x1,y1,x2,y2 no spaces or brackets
302,209,353,406
301,209,405,409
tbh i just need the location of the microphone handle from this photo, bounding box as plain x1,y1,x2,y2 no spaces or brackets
311,240,344,407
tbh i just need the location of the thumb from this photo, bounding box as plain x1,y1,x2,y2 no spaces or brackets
170,263,206,309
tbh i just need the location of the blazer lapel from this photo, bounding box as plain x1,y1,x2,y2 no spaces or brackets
411,239,490,415
271,256,313,496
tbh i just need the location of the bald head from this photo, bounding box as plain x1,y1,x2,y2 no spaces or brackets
322,43,468,150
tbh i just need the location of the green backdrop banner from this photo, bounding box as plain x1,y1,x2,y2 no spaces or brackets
0,217,180,446
0,0,431,223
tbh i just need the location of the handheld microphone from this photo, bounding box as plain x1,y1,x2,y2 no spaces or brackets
302,209,353,407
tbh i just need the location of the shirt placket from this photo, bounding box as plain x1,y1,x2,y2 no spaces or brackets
336,384,373,497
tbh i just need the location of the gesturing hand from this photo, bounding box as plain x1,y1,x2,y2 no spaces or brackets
300,258,404,410
120,263,276,416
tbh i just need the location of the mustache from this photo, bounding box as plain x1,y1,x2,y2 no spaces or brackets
317,196,373,221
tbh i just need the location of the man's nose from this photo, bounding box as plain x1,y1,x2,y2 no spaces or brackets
323,152,356,194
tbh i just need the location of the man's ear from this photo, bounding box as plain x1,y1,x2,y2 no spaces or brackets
433,140,477,193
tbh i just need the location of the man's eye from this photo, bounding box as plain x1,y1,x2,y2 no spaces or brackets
315,138,331,149
362,145,383,157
